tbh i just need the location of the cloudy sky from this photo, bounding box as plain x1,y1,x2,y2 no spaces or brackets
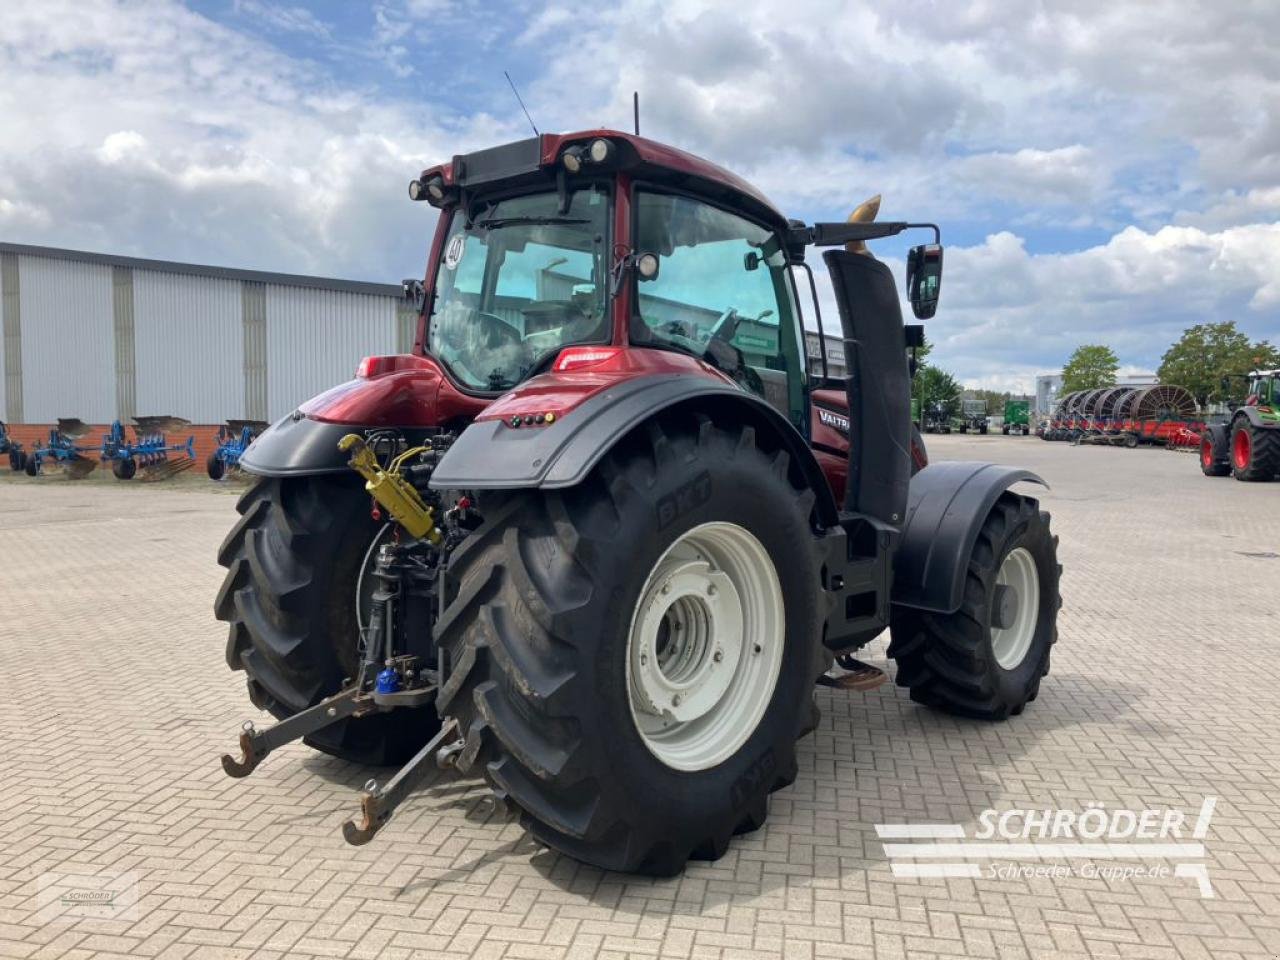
1,0,1277,391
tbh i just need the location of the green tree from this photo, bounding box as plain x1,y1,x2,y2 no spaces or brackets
1061,344,1119,393
917,365,961,419
1156,321,1280,405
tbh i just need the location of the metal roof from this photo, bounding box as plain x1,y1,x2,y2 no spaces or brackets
0,241,403,298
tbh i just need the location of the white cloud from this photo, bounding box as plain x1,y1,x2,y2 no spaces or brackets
0,0,1275,395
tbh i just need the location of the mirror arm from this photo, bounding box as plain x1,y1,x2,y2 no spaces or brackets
791,221,941,248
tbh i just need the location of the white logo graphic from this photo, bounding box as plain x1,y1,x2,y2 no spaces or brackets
818,408,850,434
877,797,1216,897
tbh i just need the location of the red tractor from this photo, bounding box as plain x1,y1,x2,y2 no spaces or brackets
217,130,1061,874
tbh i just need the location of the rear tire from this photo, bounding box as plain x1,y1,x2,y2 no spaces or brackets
215,475,440,764
435,415,825,874
888,493,1060,720
1231,420,1279,481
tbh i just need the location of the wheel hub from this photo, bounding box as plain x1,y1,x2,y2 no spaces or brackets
626,522,785,772
990,547,1040,670
631,559,744,724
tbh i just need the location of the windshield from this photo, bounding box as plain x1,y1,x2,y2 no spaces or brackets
427,185,611,391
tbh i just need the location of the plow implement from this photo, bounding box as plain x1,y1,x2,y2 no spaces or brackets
99,416,196,480
207,420,268,480
24,419,99,477
1,421,28,473
21,416,195,479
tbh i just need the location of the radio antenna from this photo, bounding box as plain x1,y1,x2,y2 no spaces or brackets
504,70,539,136
633,91,640,135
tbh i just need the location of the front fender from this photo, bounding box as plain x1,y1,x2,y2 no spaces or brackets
891,461,1047,614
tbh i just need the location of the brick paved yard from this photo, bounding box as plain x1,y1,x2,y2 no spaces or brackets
1,436,1278,960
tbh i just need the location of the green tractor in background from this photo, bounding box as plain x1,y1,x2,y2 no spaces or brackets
956,398,988,434
1002,399,1031,436
1200,370,1280,480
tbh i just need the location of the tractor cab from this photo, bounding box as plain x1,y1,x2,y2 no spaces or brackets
406,130,941,507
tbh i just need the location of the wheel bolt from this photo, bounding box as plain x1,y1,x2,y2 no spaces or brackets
753,643,762,654
672,694,682,707
640,653,648,666
661,583,671,595
713,649,723,662
707,584,717,596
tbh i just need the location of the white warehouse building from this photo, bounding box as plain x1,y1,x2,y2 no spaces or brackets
0,242,416,427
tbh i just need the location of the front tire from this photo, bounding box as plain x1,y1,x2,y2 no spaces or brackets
888,493,1060,720
1200,436,1230,477
207,453,226,481
435,415,825,874
1231,420,1279,481
215,475,440,764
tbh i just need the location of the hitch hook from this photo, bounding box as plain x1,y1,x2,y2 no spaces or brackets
342,718,461,845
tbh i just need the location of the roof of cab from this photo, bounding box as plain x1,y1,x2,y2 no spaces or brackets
421,129,788,229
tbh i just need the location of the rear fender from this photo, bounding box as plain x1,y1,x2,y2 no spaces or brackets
429,373,840,527
239,353,487,478
891,461,1046,614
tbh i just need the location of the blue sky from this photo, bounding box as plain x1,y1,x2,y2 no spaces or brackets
1,0,1277,391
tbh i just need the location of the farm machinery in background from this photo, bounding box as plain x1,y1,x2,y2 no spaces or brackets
1002,399,1030,435
207,420,269,479
21,419,100,478
1041,385,1202,448
100,417,196,480
1200,370,1280,481
1,421,27,472
955,398,989,434
20,416,195,480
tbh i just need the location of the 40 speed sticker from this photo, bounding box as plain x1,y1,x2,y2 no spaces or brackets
443,233,465,270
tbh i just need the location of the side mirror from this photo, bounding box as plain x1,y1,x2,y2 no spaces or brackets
904,324,925,348
906,244,943,320
402,279,424,307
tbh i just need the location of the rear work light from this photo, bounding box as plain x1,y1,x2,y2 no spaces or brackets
356,356,389,378
552,346,624,372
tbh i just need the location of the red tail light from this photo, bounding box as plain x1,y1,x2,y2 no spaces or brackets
552,346,624,372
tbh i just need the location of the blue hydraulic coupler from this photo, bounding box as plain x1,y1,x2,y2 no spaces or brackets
375,667,401,695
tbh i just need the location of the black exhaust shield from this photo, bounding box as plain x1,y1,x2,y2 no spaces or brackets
822,250,912,525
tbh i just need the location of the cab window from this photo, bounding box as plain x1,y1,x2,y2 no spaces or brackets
630,191,807,428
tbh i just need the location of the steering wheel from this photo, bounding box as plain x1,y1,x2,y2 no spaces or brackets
474,312,522,351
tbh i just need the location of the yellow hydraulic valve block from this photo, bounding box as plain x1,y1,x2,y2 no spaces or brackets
337,434,441,544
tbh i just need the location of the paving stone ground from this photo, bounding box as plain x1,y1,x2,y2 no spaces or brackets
1,435,1278,960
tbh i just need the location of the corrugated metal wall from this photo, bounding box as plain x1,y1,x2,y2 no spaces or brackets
19,255,116,423
0,253,15,422
1,248,409,425
133,269,244,422
265,285,397,419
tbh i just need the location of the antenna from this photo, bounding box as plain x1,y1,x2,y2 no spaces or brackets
633,91,640,135
504,70,538,136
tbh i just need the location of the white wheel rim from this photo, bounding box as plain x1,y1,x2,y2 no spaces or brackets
991,546,1040,670
625,521,785,772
